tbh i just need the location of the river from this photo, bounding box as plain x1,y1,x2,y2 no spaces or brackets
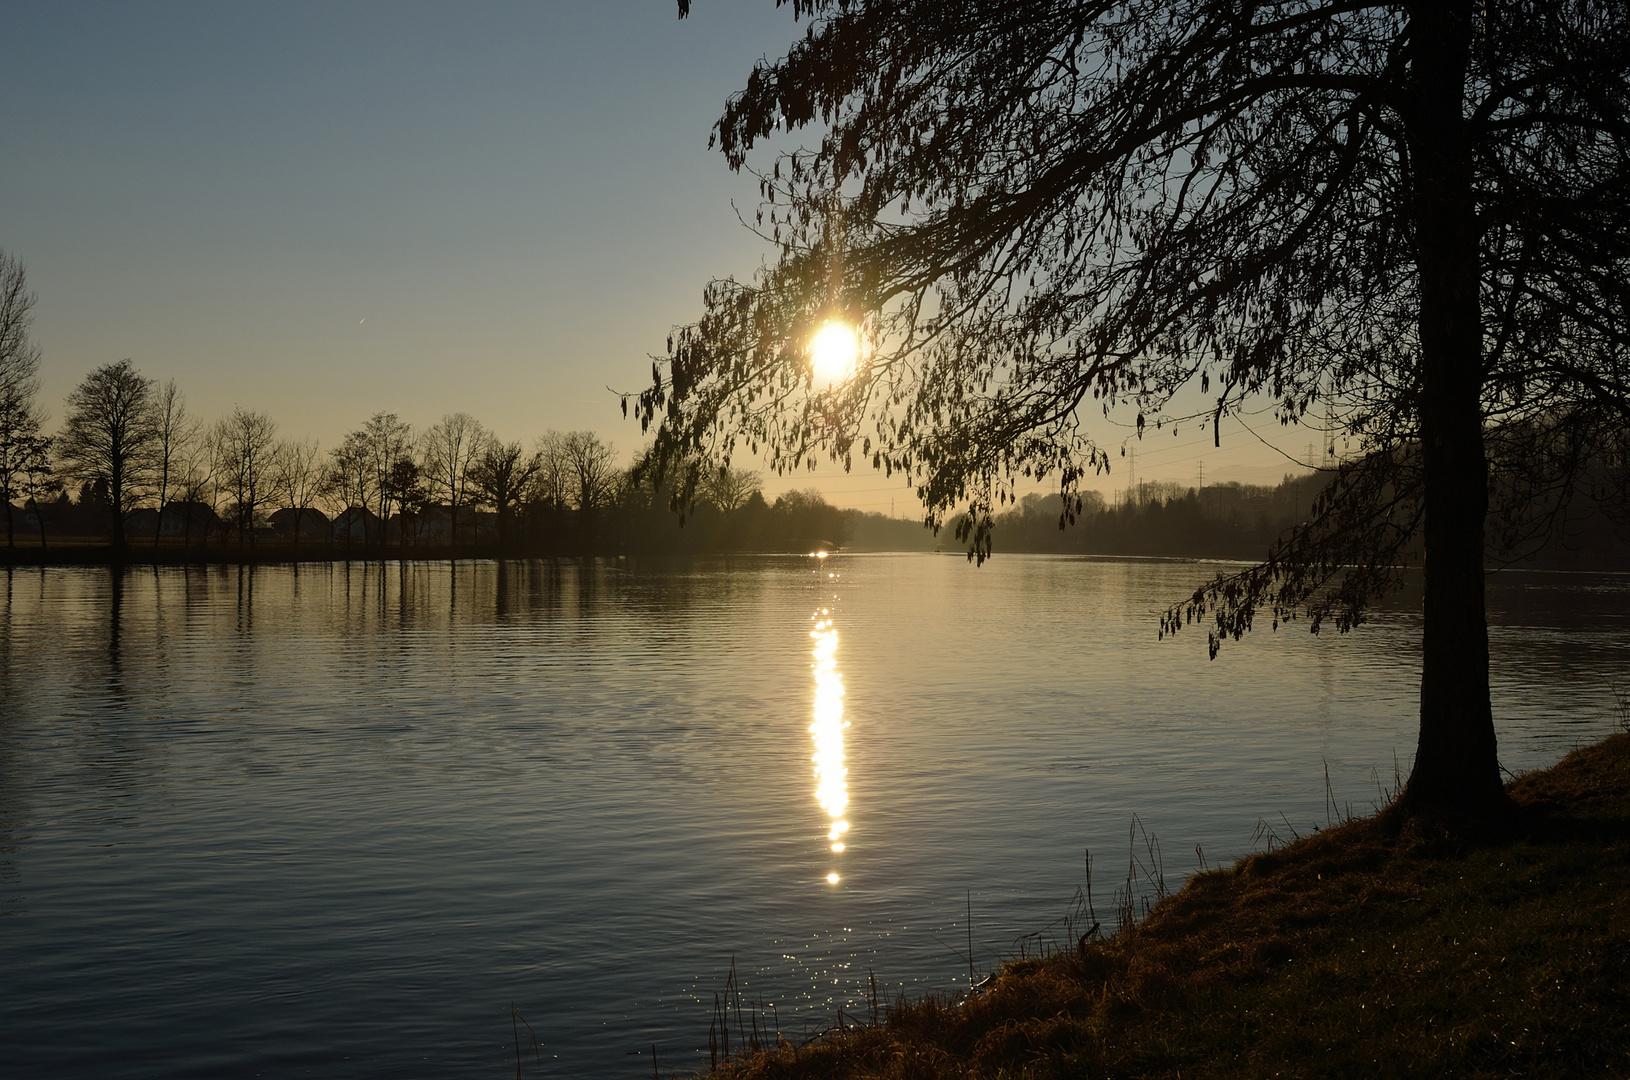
1,554,1624,1077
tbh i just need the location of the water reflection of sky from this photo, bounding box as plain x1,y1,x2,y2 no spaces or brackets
3,558,1628,1078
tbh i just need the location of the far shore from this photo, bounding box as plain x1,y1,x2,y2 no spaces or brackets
6,539,1629,574
0,539,550,566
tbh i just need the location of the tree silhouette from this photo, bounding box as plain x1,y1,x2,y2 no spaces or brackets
469,439,541,549
562,431,619,514
422,412,489,547
215,407,278,547
361,413,414,546
17,432,58,546
328,428,376,547
704,465,763,514
150,379,197,547
0,250,46,549
533,431,572,510
58,360,158,554
272,437,325,547
386,455,427,545
653,1,1630,817
171,440,215,549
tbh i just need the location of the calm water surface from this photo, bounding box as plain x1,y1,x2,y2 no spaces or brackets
1,554,1625,1078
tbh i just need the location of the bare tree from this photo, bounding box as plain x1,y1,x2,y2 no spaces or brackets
0,250,39,402
386,455,427,544
0,249,46,549
308,451,348,546
214,407,278,548
528,430,575,549
149,379,197,547
328,428,376,547
57,359,158,553
0,386,47,548
362,412,414,545
421,412,489,547
272,437,324,546
561,431,619,513
534,431,573,511
704,465,763,514
469,439,541,548
18,432,59,547
172,436,217,549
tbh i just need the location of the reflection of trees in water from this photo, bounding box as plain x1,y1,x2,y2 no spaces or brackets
233,564,256,636
446,558,457,624
485,559,608,622
1,567,14,693
30,567,162,821
106,564,124,679
397,560,413,628
353,560,597,630
0,568,20,914
523,559,567,617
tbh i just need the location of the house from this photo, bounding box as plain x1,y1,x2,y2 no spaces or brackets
269,507,331,538
120,503,223,541
331,505,383,541
396,505,495,544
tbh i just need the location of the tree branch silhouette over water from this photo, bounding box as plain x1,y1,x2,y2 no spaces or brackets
649,0,1630,819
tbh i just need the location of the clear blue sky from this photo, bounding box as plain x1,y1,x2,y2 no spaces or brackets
2,0,1305,512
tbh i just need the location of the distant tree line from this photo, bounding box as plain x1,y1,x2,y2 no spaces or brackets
0,251,901,560
4,244,1621,567
989,470,1630,569
992,479,1334,561
5,362,881,558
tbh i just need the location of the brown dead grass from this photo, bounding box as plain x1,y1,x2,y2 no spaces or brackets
697,734,1630,1079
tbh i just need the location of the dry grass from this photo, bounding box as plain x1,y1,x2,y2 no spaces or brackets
696,734,1630,1079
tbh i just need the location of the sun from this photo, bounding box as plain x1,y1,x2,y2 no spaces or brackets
810,321,860,383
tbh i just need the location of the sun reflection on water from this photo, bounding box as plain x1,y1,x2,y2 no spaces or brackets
810,585,849,885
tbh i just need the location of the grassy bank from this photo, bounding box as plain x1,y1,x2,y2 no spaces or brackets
702,734,1630,1079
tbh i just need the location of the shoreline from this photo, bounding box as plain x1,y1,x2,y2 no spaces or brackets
6,543,1630,574
0,542,579,566
699,732,1630,1079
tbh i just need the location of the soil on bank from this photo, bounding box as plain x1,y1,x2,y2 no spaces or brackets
699,734,1630,1079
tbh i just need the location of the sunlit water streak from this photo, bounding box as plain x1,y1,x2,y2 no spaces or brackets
809,565,850,880
0,555,1626,1078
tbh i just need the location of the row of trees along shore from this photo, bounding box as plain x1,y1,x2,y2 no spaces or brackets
4,247,1625,568
0,353,870,559
0,251,903,559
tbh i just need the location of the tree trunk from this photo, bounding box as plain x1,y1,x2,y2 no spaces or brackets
154,461,167,548
109,456,126,557
1400,1,1507,817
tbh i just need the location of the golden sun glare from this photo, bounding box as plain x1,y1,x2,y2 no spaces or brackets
810,321,860,383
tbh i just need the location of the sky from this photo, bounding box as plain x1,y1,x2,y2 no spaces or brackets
1,1,1312,515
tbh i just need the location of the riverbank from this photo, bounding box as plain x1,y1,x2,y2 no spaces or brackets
703,733,1630,1079
0,541,541,565
0,544,873,567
